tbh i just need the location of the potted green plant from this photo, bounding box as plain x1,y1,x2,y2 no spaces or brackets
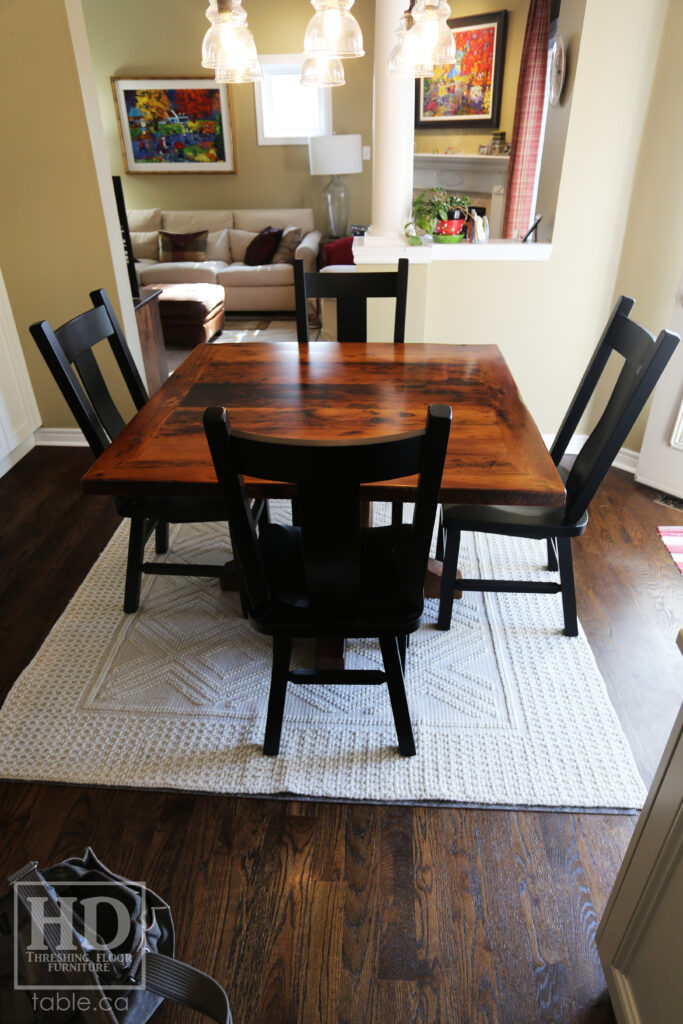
405,188,472,245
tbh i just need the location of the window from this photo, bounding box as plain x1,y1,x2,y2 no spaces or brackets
254,55,332,146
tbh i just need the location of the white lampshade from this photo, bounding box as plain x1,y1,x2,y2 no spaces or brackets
308,134,363,176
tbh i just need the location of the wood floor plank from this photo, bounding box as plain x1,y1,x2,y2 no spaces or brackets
414,807,499,1024
473,812,542,1024
507,812,573,1022
377,806,417,982
538,813,608,1010
339,805,381,1024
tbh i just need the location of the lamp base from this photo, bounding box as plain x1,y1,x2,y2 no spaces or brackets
322,174,350,238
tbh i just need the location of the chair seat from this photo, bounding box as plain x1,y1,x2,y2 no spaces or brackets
442,502,588,538
252,522,424,635
115,494,226,523
443,464,586,538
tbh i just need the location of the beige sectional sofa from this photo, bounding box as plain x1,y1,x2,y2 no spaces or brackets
128,208,321,312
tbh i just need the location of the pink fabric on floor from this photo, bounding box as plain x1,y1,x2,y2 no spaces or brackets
658,526,683,573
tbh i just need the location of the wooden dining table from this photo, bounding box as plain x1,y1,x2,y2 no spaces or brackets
83,340,565,507
83,341,565,664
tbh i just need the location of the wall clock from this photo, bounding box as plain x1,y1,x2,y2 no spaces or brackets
549,36,566,107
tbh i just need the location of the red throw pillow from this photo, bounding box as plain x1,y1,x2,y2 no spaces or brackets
322,236,355,266
244,226,283,266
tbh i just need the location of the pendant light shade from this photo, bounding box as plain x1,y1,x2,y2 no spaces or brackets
386,9,433,78
385,1,454,77
201,1,263,83
300,55,346,87
411,1,455,66
303,1,365,60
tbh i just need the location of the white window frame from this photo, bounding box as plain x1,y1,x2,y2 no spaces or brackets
254,55,332,146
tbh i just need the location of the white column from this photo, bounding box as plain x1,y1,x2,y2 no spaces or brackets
368,0,415,241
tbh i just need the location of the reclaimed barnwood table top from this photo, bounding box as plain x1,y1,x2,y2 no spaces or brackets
82,341,566,507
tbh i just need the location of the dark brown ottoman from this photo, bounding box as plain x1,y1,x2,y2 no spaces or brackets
149,282,225,346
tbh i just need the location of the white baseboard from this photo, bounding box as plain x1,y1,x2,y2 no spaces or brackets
612,448,639,475
35,427,88,447
542,434,639,476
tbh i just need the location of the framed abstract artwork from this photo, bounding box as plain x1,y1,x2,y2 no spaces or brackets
112,78,236,173
415,11,508,130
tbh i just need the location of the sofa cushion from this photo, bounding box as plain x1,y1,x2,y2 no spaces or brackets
161,210,234,232
233,208,314,234
138,261,227,285
322,236,355,266
127,208,161,232
216,263,295,287
245,227,283,266
130,231,159,261
228,228,258,263
206,228,230,262
160,230,208,262
272,226,304,264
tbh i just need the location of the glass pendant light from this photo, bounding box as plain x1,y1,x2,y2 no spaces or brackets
385,1,454,77
303,1,365,60
410,1,455,67
201,0,263,83
386,8,433,78
300,55,346,87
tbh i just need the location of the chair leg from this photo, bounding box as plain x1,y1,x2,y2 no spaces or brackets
124,515,147,613
397,634,407,671
557,537,578,637
379,635,416,757
263,634,292,756
391,502,403,526
436,528,462,631
547,537,558,571
155,520,169,554
435,518,444,561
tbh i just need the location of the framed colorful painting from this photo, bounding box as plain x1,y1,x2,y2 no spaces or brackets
415,11,508,130
112,78,236,173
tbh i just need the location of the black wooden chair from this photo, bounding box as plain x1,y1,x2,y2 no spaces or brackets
435,296,679,636
30,288,241,613
294,257,409,345
295,257,410,527
203,403,452,757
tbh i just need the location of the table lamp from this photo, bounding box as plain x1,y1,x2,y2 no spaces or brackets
308,133,363,238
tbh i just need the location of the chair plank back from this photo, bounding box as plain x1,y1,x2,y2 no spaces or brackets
563,318,679,522
550,295,660,466
203,404,451,617
31,288,148,457
294,258,409,344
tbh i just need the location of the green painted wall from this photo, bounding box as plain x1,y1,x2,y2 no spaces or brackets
82,0,375,230
0,0,124,429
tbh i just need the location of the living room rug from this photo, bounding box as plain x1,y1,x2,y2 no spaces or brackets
0,504,646,810
657,526,683,574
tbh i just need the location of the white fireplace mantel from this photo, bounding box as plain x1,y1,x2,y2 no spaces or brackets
413,153,510,239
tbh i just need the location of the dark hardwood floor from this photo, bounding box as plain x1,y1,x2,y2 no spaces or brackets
0,448,681,1024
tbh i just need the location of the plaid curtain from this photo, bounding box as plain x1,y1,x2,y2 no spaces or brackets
502,0,551,238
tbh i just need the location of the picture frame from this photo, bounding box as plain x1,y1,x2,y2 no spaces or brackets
112,77,236,173
415,11,508,131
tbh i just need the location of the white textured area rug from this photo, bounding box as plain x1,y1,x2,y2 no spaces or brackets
0,503,646,809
